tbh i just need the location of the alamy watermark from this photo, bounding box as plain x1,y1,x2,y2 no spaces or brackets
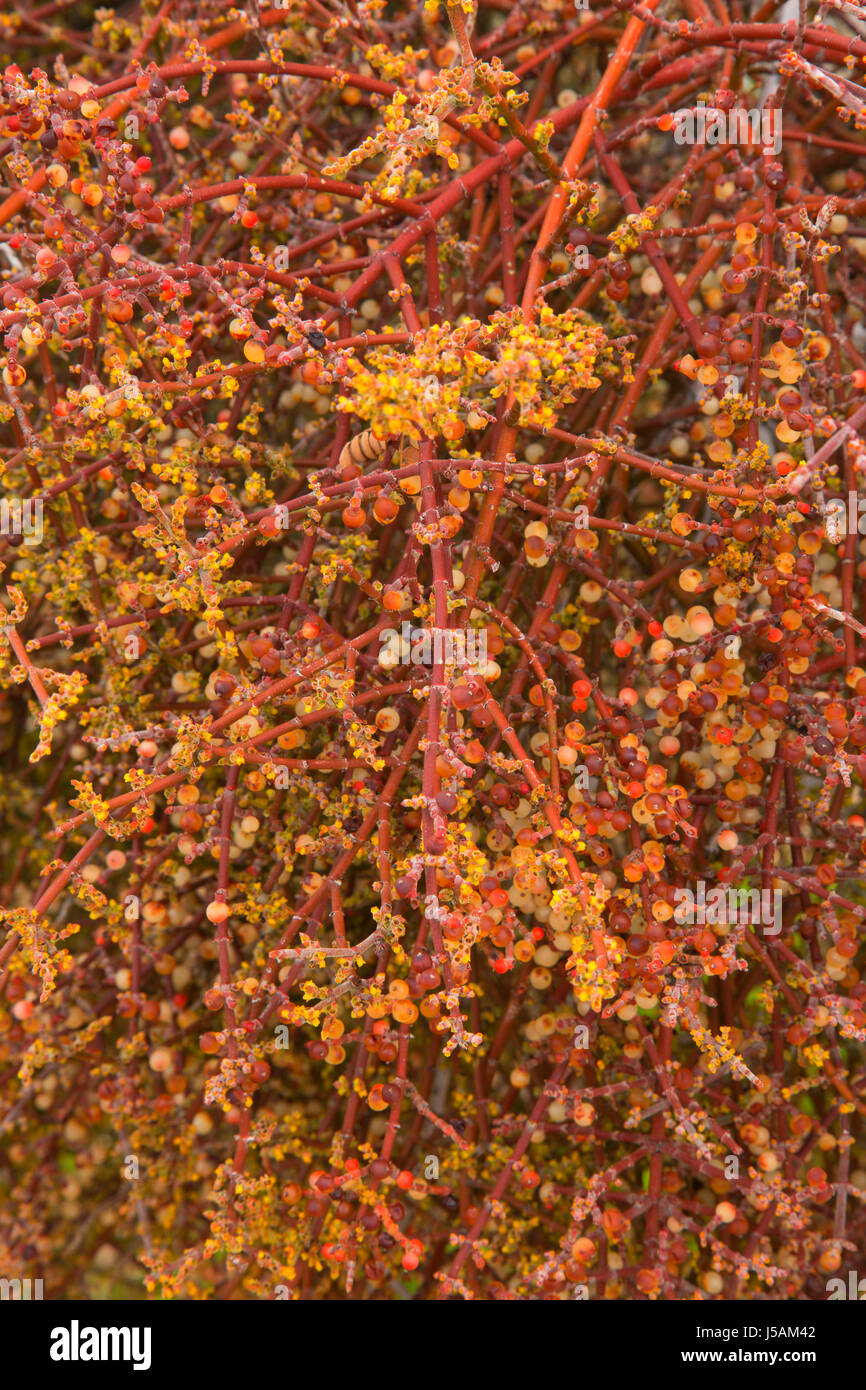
0,497,42,545
0,1275,43,1299
673,881,781,936
826,1270,866,1299
823,493,866,541
671,106,782,156
49,1321,152,1371
379,622,487,669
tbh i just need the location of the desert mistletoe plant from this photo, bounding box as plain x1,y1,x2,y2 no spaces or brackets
0,0,864,1303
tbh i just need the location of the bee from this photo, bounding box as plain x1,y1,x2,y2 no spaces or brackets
338,430,419,474
338,427,385,472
